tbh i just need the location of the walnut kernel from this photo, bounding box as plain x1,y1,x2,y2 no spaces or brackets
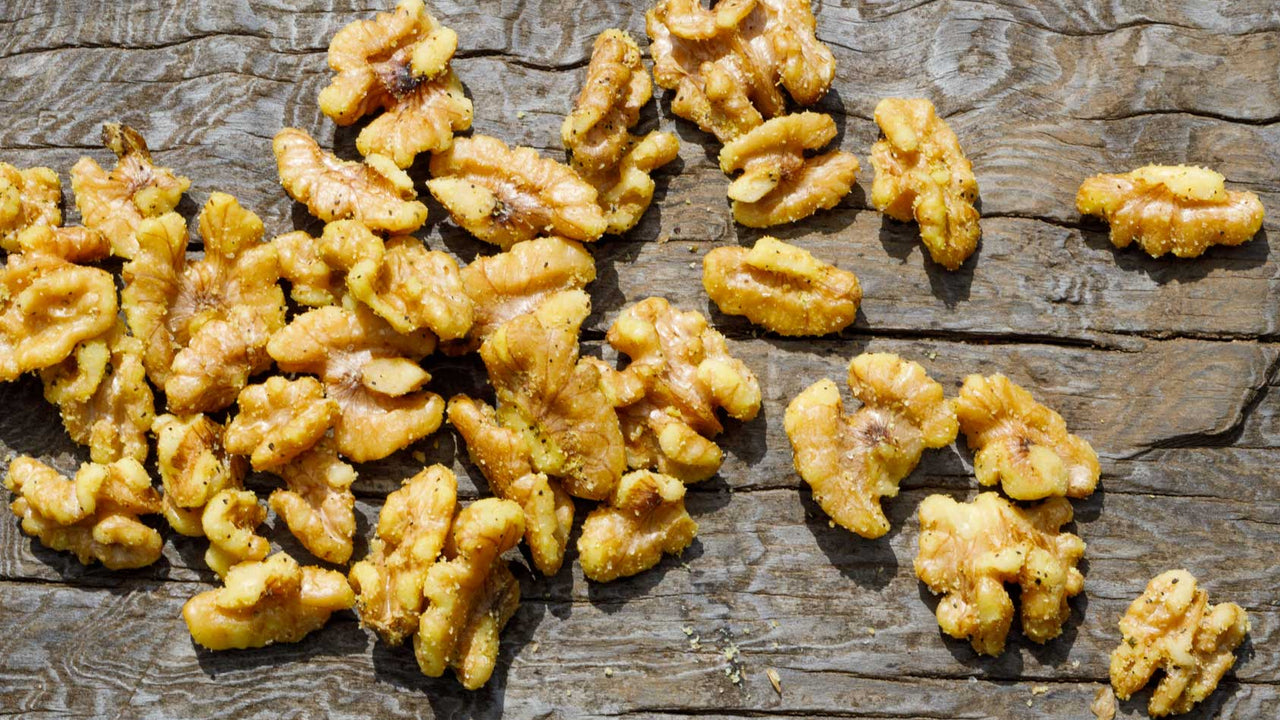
0,163,61,252
578,470,698,582
224,376,339,471
268,439,358,565
154,413,246,537
201,489,269,577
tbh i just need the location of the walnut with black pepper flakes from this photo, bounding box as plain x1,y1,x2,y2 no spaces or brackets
154,413,246,537
224,376,339,471
201,488,269,578
15,224,111,264
0,162,61,252
267,438,358,565
578,469,698,582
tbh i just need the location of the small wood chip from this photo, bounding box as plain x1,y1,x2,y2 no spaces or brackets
1090,685,1117,720
766,668,782,696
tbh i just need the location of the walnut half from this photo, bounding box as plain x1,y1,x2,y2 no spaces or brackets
578,470,698,582
154,413,246,537
0,162,61,252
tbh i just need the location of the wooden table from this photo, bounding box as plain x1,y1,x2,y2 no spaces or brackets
1,1,1277,718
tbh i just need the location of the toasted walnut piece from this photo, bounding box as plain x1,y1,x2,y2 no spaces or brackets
428,135,608,249
224,376,339,471
480,290,626,500
15,225,111,264
4,456,162,569
202,489,269,577
120,212,186,383
448,396,575,576
274,127,428,233
347,235,473,340
268,439,357,565
273,230,343,307
1077,165,1265,259
606,297,761,483
70,124,190,259
956,374,1099,501
719,112,859,227
154,413,246,537
562,30,653,173
578,470,698,582
350,465,457,645
0,251,117,382
415,498,524,690
0,163,61,252
914,492,1085,656
40,320,155,464
1111,570,1249,717
703,236,861,336
870,98,980,270
647,0,835,142
590,132,682,234
785,353,957,539
268,305,443,462
183,552,355,650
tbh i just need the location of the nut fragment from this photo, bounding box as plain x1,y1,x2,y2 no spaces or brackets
154,413,247,536
719,112,859,227
182,552,355,650
1110,570,1250,717
578,470,698,582
956,374,1099,501
224,376,339,471
415,498,524,690
273,127,428,233
703,236,861,336
346,235,473,340
273,230,343,308
785,353,957,538
4,456,163,569
1077,165,1265,258
914,492,1086,656
428,135,607,249
349,465,457,644
268,439,358,565
0,163,61,252
70,123,190,258
15,224,111,264
201,489,269,577
606,297,762,482
870,98,980,270
448,395,574,576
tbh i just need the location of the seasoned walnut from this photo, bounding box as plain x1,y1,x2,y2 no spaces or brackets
591,132,682,234
154,413,247,536
274,127,428,233
480,290,626,500
915,492,1085,656
268,304,443,462
956,374,1099,501
268,439,357,565
347,235,473,340
349,465,457,644
1110,570,1250,717
606,297,761,482
703,236,861,336
5,456,163,569
428,135,607,249
415,498,524,689
785,353,957,539
15,224,111,264
719,112,859,227
224,376,339,471
578,470,698,582
201,489,269,577
1077,165,1265,259
183,552,355,650
0,250,117,382
70,123,190,259
870,98,980,270
448,395,574,576
318,0,471,168
40,320,155,463
272,230,342,307
0,163,61,252
646,0,836,142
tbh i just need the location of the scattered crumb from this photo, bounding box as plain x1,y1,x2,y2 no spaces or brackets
517,110,527,119
685,198,692,205
766,668,782,696
604,667,614,678
1071,660,1081,669
926,350,938,361
528,641,540,653
687,262,696,269
658,234,670,244
723,644,739,662
690,635,702,650
1031,685,1048,696
1091,685,1117,720
770,619,779,629
771,641,779,650
1026,699,1033,707
687,245,697,253
411,450,426,463
742,627,751,636
967,676,977,684
682,625,693,636
828,519,835,529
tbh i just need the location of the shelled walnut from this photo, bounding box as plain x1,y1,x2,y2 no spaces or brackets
703,236,861,336
346,234,473,341
1077,164,1265,258
201,489,269,577
154,413,246,536
70,123,190,259
267,438,358,565
0,162,61,252
578,470,698,582
870,98,980,270
915,492,1085,656
785,353,957,538
224,376,339,471
15,224,111,264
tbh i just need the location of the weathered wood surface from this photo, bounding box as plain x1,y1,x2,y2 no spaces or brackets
2,1,1279,718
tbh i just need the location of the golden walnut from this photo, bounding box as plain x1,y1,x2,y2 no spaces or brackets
271,219,385,309
1110,570,1250,718
319,0,471,168
201,489,269,577
349,465,457,645
415,498,524,690
0,162,61,252
785,352,957,539
346,234,473,341
15,224,111,264
182,552,355,651
268,439,358,565
1077,165,1265,258
915,492,1085,656
578,470,698,582
719,112,859,227
870,98,980,271
153,413,247,537
956,373,1099,501
70,123,190,259
428,135,608,249
703,236,861,336
224,376,339,471
5,456,163,569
